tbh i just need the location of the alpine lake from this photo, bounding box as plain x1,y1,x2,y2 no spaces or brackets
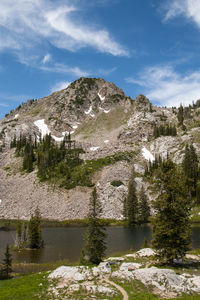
0,225,200,264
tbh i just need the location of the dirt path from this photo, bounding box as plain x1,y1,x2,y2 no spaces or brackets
104,275,128,300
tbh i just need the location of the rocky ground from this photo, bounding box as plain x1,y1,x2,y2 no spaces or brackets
46,248,200,299
0,126,199,220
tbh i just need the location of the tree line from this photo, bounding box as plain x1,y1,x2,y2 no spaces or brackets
10,133,84,188
153,123,177,139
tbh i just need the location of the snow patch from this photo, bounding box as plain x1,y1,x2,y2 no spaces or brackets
34,119,74,142
90,113,95,118
142,147,155,162
14,114,19,119
90,146,100,151
99,107,110,113
51,135,64,142
85,105,92,115
62,131,75,136
72,125,78,129
62,131,69,136
104,140,109,144
0,199,2,204
34,119,51,138
98,92,105,101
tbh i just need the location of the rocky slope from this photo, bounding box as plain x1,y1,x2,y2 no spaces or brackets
0,77,200,220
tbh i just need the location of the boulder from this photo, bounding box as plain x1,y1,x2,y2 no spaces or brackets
97,262,112,273
133,248,156,257
134,267,187,293
120,262,142,271
48,266,92,282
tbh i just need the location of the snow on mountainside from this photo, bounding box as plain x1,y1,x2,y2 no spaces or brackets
0,77,200,220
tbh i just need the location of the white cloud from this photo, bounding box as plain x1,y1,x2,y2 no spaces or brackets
0,0,128,57
50,81,71,93
40,63,89,77
164,0,200,28
42,53,51,64
97,67,117,76
0,102,10,108
126,65,200,107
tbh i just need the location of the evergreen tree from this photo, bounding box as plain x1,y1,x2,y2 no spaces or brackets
183,144,199,197
15,220,28,249
81,188,106,265
15,220,22,249
23,141,35,172
196,182,200,204
28,208,43,249
124,169,138,225
2,245,12,279
138,186,150,224
142,237,148,248
151,160,191,264
177,104,184,126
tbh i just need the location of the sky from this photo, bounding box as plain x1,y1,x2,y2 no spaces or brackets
1,0,200,118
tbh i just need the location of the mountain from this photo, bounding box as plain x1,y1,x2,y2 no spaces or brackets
0,77,200,221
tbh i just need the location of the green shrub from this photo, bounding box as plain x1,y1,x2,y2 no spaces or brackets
110,180,124,187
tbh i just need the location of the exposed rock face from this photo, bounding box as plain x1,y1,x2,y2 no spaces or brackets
48,250,200,298
0,77,131,145
133,267,200,294
0,77,199,221
135,94,152,112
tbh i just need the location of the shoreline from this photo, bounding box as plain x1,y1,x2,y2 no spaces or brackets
1,218,200,230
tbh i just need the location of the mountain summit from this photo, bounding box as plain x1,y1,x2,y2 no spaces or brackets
0,77,199,221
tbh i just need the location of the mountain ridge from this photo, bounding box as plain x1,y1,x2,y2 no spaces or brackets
0,77,199,220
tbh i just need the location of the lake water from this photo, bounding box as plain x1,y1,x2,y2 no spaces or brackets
0,225,200,264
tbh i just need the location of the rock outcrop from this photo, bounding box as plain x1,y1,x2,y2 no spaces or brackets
48,248,200,298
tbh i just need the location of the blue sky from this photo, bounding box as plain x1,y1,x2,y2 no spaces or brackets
1,0,200,118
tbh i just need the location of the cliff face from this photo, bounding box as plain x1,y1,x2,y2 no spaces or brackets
0,77,199,220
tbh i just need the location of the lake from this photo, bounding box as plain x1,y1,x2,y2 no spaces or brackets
0,225,200,264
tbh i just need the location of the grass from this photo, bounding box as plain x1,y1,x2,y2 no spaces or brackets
190,205,200,222
112,278,159,299
60,150,136,189
0,218,128,230
188,248,200,255
0,272,49,300
12,259,78,275
2,248,200,299
113,277,200,300
54,285,122,300
75,104,134,139
0,271,122,300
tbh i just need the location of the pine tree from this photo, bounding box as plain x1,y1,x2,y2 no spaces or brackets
138,186,150,224
15,220,22,249
142,237,148,248
177,104,184,126
183,144,199,197
2,245,12,279
196,182,200,204
151,160,191,264
23,141,34,172
124,169,138,225
81,188,106,265
15,221,28,249
28,208,43,249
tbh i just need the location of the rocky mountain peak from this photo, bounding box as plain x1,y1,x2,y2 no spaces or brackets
0,77,200,222
135,94,152,112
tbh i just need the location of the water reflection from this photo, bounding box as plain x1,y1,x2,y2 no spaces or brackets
0,225,199,264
